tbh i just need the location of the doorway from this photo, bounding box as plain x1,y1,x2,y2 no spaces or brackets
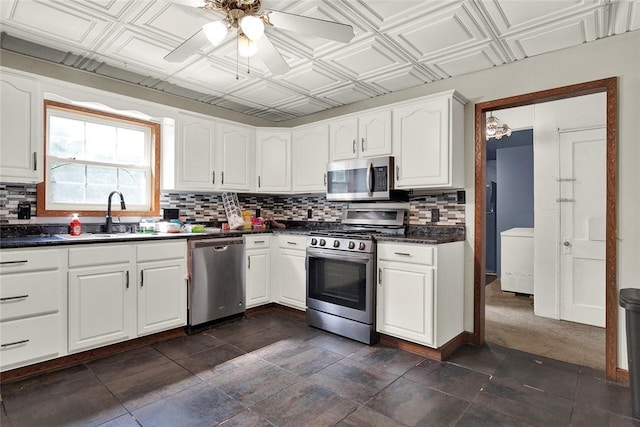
472,78,619,381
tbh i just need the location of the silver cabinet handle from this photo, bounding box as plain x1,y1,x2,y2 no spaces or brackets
361,138,365,152
378,268,382,285
0,260,28,266
1,294,29,302
140,271,144,287
394,252,412,257
212,171,215,184
33,152,37,171
126,271,129,289
254,240,265,244
352,139,356,153
287,241,297,245
324,173,327,186
247,256,251,269
396,165,400,180
222,171,224,185
1,339,29,348
258,176,261,188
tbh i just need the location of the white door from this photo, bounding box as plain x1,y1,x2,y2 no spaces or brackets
559,127,606,327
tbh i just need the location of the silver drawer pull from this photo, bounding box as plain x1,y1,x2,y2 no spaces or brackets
394,252,412,257
1,294,29,302
287,241,298,245
1,339,30,348
254,240,265,244
0,260,29,266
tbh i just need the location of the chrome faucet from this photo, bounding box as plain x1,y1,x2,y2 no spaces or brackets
105,191,126,233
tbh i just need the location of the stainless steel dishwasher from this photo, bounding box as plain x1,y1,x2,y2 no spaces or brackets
188,237,245,328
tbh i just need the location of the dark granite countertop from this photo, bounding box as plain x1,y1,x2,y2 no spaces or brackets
0,223,464,249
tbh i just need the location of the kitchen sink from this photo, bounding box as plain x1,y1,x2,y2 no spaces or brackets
56,233,158,240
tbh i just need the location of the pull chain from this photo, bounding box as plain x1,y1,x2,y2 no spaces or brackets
236,30,239,80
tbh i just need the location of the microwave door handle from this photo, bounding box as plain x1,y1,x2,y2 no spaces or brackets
367,162,374,196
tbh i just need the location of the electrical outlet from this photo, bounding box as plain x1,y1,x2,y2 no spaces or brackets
307,208,313,219
18,202,31,219
457,190,466,204
431,208,440,223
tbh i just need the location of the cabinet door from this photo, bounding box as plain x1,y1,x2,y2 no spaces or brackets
393,97,451,188
219,123,252,191
137,259,187,336
68,263,136,352
329,117,358,161
359,110,391,158
246,249,270,308
256,130,291,193
377,260,435,347
278,248,306,310
175,112,217,190
292,124,329,193
0,71,40,183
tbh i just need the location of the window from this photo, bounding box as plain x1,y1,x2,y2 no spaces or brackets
37,101,160,217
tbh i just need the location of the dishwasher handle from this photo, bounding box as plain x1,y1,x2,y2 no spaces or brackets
190,237,244,249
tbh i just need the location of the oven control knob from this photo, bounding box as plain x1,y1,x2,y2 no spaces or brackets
348,241,355,249
319,239,326,247
311,238,318,246
358,242,366,251
333,240,340,248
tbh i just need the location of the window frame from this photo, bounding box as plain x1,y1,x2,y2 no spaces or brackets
37,100,161,217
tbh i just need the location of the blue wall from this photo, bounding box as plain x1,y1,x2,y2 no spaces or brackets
496,144,534,277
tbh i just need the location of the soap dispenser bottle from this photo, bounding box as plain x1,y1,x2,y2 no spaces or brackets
70,213,82,236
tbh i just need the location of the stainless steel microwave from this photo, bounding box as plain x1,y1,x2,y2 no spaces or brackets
326,156,397,201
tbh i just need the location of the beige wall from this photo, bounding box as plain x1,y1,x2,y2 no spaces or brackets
2,30,638,369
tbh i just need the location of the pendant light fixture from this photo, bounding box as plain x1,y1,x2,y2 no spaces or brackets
486,113,512,140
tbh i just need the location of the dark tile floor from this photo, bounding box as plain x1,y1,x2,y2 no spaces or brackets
1,310,638,426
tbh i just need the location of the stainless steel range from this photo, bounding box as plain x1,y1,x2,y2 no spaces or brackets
305,204,407,344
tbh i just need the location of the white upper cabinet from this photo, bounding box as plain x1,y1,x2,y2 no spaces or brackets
174,113,253,192
392,91,466,190
0,69,41,183
175,112,217,190
329,110,392,161
291,124,329,193
256,129,291,193
218,122,253,191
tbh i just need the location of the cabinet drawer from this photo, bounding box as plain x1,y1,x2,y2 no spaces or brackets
278,234,307,249
0,248,64,273
137,241,186,262
1,314,62,371
377,243,434,265
69,244,134,267
245,234,271,249
0,270,62,322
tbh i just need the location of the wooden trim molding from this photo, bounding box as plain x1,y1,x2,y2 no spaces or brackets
472,78,619,381
380,333,464,361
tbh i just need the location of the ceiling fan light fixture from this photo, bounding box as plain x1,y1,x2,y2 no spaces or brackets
237,33,258,57
239,15,265,40
486,114,512,140
203,20,228,46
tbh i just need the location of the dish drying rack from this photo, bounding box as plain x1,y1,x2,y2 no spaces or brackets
221,192,244,230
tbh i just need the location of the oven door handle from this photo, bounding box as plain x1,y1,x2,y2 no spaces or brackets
306,247,372,263
366,161,374,197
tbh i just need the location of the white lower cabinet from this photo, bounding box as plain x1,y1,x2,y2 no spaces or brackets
275,234,307,311
68,240,186,354
244,235,271,308
376,241,463,348
136,241,187,336
0,248,67,371
68,244,136,353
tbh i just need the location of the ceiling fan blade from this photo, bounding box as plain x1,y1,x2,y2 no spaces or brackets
256,35,291,76
164,28,210,62
266,10,355,43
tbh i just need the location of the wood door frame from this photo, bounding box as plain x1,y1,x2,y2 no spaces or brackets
472,77,619,381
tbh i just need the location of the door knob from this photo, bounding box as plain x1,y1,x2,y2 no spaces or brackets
563,241,571,247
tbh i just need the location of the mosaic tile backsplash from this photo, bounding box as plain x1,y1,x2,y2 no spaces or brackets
0,183,465,226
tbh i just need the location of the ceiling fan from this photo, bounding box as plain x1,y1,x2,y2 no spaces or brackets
164,0,355,76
